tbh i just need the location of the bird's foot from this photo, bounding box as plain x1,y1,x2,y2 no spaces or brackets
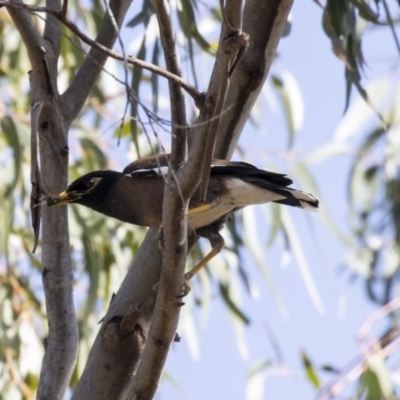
176,279,191,298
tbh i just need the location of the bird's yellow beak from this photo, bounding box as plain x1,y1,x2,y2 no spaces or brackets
46,191,81,207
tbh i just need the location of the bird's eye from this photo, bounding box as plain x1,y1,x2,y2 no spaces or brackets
85,178,96,188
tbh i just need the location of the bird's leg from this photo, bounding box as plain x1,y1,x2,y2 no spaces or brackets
184,233,224,281
178,229,225,297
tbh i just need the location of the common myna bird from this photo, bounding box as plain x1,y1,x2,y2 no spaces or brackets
47,154,319,290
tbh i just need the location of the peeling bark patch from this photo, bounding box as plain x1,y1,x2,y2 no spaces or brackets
134,324,146,342
121,316,139,334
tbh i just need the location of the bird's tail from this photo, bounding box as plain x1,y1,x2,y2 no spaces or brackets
225,178,319,211
273,187,319,210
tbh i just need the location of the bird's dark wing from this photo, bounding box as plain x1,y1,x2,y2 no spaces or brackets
123,154,171,177
210,160,318,210
124,156,293,187
210,160,293,187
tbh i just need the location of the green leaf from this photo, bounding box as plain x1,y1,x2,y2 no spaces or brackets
301,351,321,389
265,203,282,248
219,282,250,325
80,138,108,170
347,127,386,205
349,0,379,22
335,76,391,142
271,73,303,149
242,207,288,318
177,0,213,54
361,368,383,400
225,216,253,295
324,0,348,38
126,0,154,28
321,364,340,373
361,353,395,400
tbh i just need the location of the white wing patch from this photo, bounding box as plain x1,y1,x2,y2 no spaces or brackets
127,166,169,177
224,179,284,205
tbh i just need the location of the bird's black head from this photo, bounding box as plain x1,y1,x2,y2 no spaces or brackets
46,170,121,207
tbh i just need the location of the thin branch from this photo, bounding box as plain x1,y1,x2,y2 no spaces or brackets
151,0,187,164
30,100,45,253
357,296,400,354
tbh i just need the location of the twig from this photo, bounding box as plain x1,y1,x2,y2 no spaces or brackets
151,0,187,164
357,296,400,355
30,100,45,254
